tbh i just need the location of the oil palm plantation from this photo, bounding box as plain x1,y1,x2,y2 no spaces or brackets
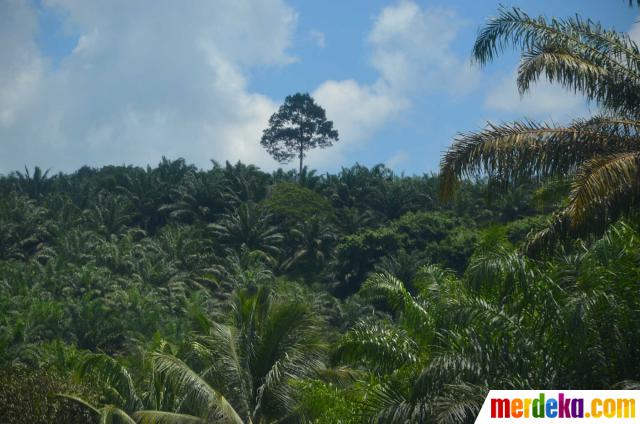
440,6,640,252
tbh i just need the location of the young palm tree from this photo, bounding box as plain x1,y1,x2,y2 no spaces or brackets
440,6,640,252
67,287,327,423
149,287,326,423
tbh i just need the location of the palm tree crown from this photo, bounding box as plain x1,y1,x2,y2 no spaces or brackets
440,6,640,252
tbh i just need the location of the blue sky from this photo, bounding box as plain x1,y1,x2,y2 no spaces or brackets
1,0,637,175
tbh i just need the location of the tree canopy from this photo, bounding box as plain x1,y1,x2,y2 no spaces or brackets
260,93,339,176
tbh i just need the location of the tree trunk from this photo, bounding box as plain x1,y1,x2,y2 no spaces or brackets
299,145,304,182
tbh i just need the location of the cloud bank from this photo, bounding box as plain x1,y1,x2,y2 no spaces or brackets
1,0,297,172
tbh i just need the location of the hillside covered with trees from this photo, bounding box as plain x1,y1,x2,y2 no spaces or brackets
2,158,639,423
2,3,640,424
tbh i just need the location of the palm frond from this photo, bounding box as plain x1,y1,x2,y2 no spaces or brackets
56,393,102,415
524,212,574,255
440,118,640,200
250,301,326,419
474,7,640,76
524,151,640,254
313,366,363,387
466,246,534,295
361,273,432,336
333,321,418,373
360,379,427,423
517,44,608,94
192,323,251,416
56,395,136,424
567,152,640,224
76,352,142,410
133,411,205,424
100,405,137,424
148,353,243,424
434,383,488,424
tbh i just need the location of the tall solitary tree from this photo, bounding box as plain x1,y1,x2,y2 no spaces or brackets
261,93,339,176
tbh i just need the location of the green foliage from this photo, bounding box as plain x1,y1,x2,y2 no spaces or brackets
263,182,334,222
209,202,283,260
0,193,51,260
329,221,640,422
62,287,328,423
0,367,96,424
333,227,404,296
294,379,363,423
332,212,479,295
392,211,478,272
503,215,548,245
0,145,638,423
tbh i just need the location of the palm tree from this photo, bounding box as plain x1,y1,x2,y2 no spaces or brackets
333,207,375,235
83,192,135,237
209,203,283,261
116,167,168,232
153,157,197,187
210,247,274,295
219,161,270,205
149,286,326,423
159,172,225,224
322,164,377,209
282,218,336,272
296,166,322,190
67,287,327,423
439,6,640,252
368,178,424,221
332,221,640,423
13,166,53,200
0,193,51,260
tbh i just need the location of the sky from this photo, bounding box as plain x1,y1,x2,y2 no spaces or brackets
0,0,638,175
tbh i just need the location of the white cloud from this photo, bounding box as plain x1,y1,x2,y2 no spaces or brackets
0,0,297,172
309,29,326,48
308,0,478,168
368,1,478,95
628,18,640,43
0,0,45,128
310,79,407,167
484,70,589,121
481,15,640,122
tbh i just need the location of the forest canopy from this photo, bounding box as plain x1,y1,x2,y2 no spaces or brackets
2,158,639,423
